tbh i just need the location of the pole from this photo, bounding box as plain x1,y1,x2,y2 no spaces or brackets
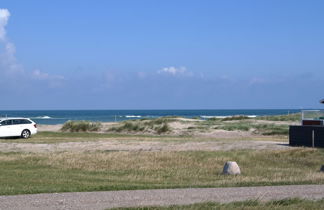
312,130,315,148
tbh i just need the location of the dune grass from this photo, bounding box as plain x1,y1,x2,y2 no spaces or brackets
109,118,172,134
221,115,251,121
0,148,323,195
112,198,324,210
220,122,289,135
256,113,301,121
61,120,102,132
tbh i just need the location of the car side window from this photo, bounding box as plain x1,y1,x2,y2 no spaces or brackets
20,119,32,124
1,120,12,126
12,119,21,125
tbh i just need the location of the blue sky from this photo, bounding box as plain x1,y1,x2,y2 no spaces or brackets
0,0,323,109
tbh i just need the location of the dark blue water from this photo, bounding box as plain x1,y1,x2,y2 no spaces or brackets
0,110,301,125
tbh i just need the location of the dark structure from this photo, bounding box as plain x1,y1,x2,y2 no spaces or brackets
289,103,324,148
289,125,324,148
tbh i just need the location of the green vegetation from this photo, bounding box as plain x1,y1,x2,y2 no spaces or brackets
189,113,300,136
220,122,289,135
0,148,323,195
221,115,251,121
112,198,324,210
61,121,102,132
109,118,172,134
256,113,301,121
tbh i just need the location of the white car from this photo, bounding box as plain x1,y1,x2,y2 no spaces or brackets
0,118,37,139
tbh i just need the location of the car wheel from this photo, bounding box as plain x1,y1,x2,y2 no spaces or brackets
21,129,31,139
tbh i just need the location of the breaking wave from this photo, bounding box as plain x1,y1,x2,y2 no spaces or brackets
34,116,52,119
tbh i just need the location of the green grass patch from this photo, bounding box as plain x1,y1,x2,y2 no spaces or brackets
0,148,323,195
61,121,102,132
256,113,301,121
219,122,289,135
221,115,251,121
109,118,172,134
112,198,324,210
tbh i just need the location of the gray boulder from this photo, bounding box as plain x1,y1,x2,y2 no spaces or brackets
223,161,241,175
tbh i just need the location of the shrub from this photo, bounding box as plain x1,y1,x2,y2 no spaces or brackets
156,123,170,134
108,118,172,134
221,123,252,131
61,121,102,132
256,113,301,121
219,122,289,135
221,115,250,121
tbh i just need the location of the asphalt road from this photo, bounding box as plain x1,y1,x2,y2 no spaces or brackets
0,185,323,210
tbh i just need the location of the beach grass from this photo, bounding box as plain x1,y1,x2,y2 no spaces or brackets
111,198,324,210
256,113,301,121
61,120,102,132
0,148,323,195
220,122,289,135
108,118,172,134
193,119,290,136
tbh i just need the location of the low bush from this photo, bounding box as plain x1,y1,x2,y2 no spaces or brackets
219,122,289,135
221,115,250,121
220,123,252,131
61,121,102,132
256,113,301,121
108,118,171,134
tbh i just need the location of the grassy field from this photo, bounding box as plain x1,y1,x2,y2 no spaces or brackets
0,148,323,195
0,113,321,201
111,198,324,210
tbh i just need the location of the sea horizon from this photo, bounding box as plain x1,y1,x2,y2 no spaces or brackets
0,109,304,125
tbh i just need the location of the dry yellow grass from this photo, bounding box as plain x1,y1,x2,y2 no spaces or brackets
0,148,323,195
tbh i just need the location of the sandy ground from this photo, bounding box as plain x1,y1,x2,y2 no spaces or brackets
0,139,289,153
37,119,292,139
0,185,323,210
38,122,254,139
26,120,292,153
37,124,62,132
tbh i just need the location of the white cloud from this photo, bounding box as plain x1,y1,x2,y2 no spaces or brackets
0,9,10,41
0,8,24,75
158,66,192,76
32,69,64,80
0,9,64,89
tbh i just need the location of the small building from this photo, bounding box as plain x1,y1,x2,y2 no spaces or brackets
289,100,324,148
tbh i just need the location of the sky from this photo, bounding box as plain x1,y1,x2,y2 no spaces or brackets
0,0,323,110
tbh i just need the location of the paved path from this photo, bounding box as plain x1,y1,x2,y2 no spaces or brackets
0,185,323,210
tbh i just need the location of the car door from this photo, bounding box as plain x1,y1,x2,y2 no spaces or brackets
12,119,24,136
0,120,13,137
0,121,4,137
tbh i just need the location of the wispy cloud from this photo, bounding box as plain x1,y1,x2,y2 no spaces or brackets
32,69,64,80
0,9,24,75
0,9,10,41
0,8,64,88
158,66,192,76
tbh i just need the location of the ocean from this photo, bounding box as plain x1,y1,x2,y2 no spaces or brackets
0,109,301,125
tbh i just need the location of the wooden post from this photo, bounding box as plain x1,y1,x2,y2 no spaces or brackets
312,130,315,148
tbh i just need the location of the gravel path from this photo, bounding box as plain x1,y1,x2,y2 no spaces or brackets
0,185,323,210
0,140,289,153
